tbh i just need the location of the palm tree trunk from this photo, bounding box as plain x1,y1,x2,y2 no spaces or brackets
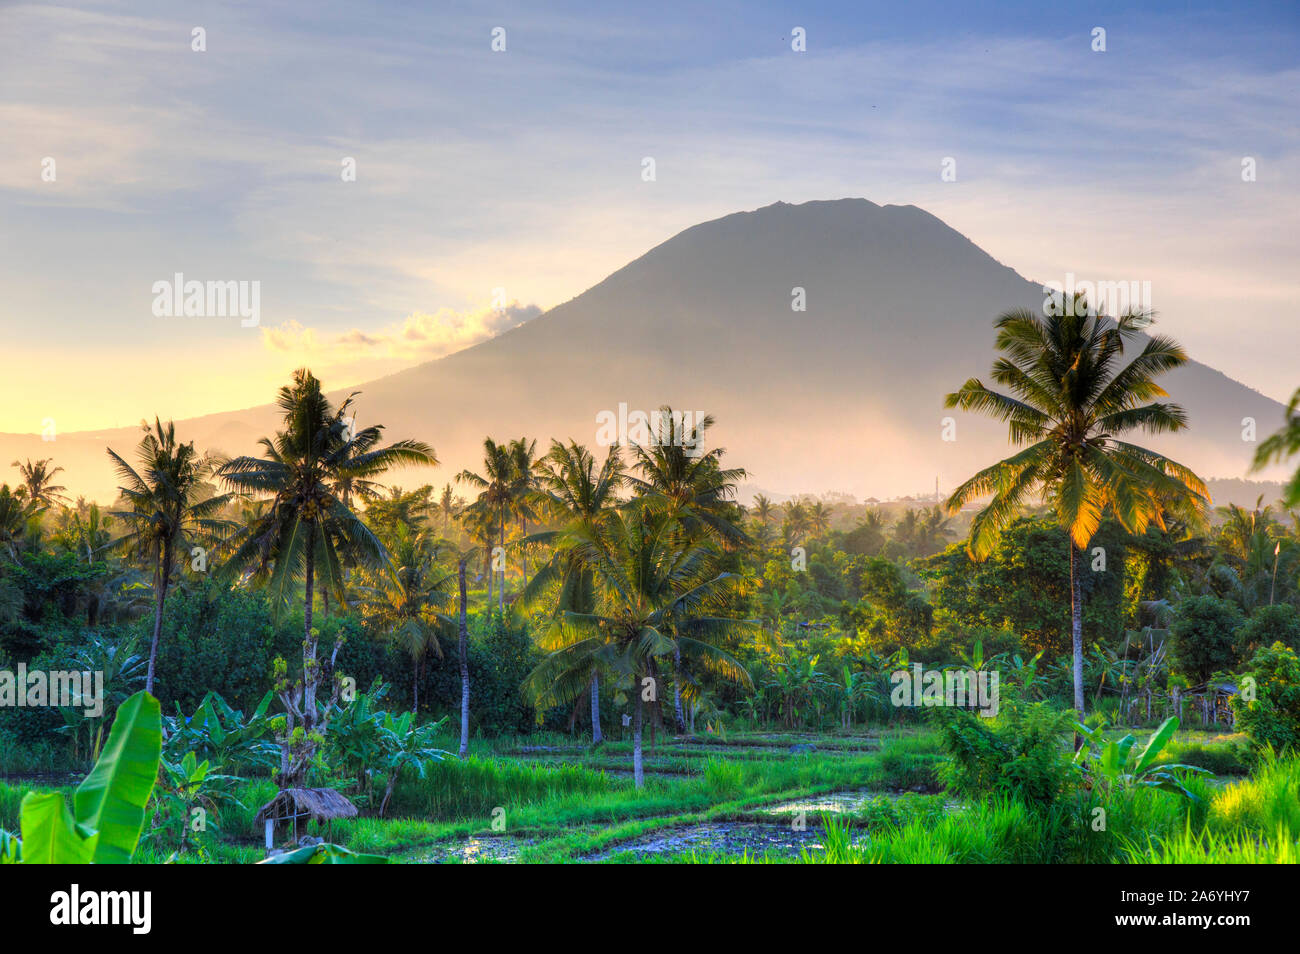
144,539,173,695
498,513,506,613
303,522,318,731
1070,538,1085,716
484,541,493,609
458,557,470,758
673,644,686,733
633,685,644,789
412,662,420,715
520,517,528,590
591,672,602,744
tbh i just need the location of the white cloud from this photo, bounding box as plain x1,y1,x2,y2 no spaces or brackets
260,301,542,369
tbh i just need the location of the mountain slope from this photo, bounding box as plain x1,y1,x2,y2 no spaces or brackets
2,199,1288,503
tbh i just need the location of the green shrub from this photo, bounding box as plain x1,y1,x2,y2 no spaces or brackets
1169,595,1243,682
1235,604,1300,658
1232,642,1300,753
1161,739,1249,776
934,701,1075,808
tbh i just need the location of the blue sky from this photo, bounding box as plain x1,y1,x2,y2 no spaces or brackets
1,0,1297,430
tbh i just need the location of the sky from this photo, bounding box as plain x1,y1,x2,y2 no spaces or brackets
1,0,1297,433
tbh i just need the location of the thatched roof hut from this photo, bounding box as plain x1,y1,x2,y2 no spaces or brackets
256,788,357,848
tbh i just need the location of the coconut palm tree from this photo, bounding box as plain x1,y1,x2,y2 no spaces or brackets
454,547,475,757
218,369,435,743
0,484,39,561
437,483,461,536
915,505,955,556
625,408,748,546
782,500,810,547
808,500,833,537
751,494,776,526
357,523,455,713
945,300,1207,714
523,505,753,786
508,437,540,589
459,504,498,608
11,458,68,507
522,440,625,742
107,419,234,694
626,409,748,729
1255,385,1300,507
458,438,518,612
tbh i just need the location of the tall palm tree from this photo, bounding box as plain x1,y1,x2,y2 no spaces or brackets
626,409,748,546
522,440,625,743
437,483,461,535
808,500,833,537
751,494,776,527
626,409,748,730
508,437,540,590
219,369,435,750
945,301,1207,714
915,505,955,556
107,419,233,694
1254,385,1300,507
0,484,40,561
782,500,810,547
357,523,454,713
459,504,497,608
523,505,753,786
458,438,518,612
454,547,475,757
11,457,67,507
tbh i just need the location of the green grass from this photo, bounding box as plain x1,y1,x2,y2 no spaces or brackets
6,726,1293,865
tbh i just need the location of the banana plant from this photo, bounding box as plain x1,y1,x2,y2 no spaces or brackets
148,750,245,854
375,711,451,817
163,690,279,774
1073,716,1208,802
2,691,162,864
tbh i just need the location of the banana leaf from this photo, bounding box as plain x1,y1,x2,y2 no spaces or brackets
73,691,162,864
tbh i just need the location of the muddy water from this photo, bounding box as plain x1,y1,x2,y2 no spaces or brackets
584,822,838,861
583,790,961,861
410,836,531,864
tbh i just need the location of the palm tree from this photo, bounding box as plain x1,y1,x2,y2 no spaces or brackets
357,523,454,713
915,505,955,556
0,484,39,561
458,438,518,612
808,500,833,537
437,483,461,535
11,457,67,507
626,409,748,730
460,504,498,608
522,439,625,743
626,410,748,545
509,437,540,589
454,547,475,757
523,505,753,786
847,509,887,555
782,500,809,547
1255,385,1300,507
219,369,435,756
107,419,233,694
751,494,776,526
945,300,1207,715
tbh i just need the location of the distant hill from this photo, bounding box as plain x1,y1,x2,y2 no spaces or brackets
1,199,1291,504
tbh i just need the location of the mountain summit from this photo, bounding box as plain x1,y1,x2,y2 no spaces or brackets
3,199,1285,502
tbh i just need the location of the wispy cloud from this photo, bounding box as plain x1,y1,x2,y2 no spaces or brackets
259,301,541,379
